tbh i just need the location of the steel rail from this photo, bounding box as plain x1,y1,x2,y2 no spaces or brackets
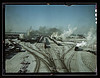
21,44,54,72
66,51,76,72
81,53,95,72
33,55,40,73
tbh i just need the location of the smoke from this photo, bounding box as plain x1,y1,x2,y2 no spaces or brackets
27,26,32,36
19,34,24,39
76,41,87,47
76,27,96,48
59,24,77,41
51,32,59,38
86,28,94,41
86,27,96,47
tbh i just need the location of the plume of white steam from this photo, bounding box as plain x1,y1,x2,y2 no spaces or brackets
27,26,32,36
59,24,77,41
86,27,96,48
86,28,94,41
51,32,59,38
19,34,24,39
76,27,96,48
76,41,87,47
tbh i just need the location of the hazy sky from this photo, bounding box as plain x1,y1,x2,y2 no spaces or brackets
5,5,96,34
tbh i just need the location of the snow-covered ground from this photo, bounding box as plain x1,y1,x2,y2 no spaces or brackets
5,38,97,73
5,51,37,73
64,49,97,72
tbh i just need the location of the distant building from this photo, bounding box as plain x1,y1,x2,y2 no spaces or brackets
5,32,25,39
19,34,24,39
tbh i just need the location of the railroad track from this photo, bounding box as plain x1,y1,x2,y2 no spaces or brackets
28,51,52,72
30,45,48,58
67,44,74,48
61,45,75,60
47,36,61,46
31,41,58,72
25,42,49,58
8,38,76,72
33,55,40,73
19,37,75,73
81,53,95,72
28,44,55,68
31,37,58,73
34,44,48,56
47,48,58,72
53,47,69,72
20,43,56,73
30,42,59,72
56,44,76,72
66,51,76,72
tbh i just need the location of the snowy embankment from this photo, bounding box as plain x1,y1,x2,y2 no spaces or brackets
64,50,97,72
5,41,37,73
81,52,97,72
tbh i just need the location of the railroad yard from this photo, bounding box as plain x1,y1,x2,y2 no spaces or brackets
5,36,97,73
4,4,97,75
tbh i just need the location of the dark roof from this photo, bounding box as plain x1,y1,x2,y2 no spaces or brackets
5,32,26,35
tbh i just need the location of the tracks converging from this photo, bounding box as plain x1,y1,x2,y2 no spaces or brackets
20,37,77,73
59,45,76,72
8,37,77,73
30,44,58,73
21,43,54,72
29,44,57,69
61,45,75,60
6,36,97,73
